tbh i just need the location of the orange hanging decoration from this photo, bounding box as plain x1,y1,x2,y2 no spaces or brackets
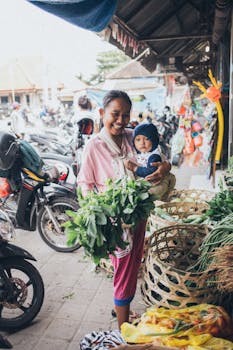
177,105,186,115
183,131,195,155
193,69,223,163
206,86,221,102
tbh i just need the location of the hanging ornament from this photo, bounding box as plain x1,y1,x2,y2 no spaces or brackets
193,69,223,163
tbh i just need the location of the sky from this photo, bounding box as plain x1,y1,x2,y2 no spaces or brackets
0,0,116,79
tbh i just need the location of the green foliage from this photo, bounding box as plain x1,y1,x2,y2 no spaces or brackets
198,212,233,272
227,156,233,173
96,50,129,71
63,177,156,264
88,50,130,85
205,190,233,222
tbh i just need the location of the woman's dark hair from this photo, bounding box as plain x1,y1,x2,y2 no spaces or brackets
78,95,92,110
103,90,132,110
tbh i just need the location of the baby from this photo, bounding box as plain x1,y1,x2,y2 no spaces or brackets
124,123,176,201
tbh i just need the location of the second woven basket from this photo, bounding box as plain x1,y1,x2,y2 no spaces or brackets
141,224,216,309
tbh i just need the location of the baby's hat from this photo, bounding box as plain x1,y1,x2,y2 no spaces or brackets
133,123,159,152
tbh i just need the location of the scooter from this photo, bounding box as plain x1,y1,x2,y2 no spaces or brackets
40,117,95,184
41,154,77,191
1,166,80,253
0,210,44,333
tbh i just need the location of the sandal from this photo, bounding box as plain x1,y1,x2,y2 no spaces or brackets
111,309,141,324
129,310,141,325
111,309,117,318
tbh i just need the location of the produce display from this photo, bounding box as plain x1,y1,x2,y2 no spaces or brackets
152,206,209,226
203,190,233,222
151,189,233,226
63,177,156,264
222,156,233,189
209,245,233,293
198,213,233,272
144,187,233,318
121,304,233,348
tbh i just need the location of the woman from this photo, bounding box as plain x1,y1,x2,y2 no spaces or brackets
77,90,171,328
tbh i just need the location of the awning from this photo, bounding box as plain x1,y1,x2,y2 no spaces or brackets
28,0,233,80
28,0,117,32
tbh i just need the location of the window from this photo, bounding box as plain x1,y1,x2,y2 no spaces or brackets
1,96,8,104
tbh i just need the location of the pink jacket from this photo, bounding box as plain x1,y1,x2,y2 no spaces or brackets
77,129,136,193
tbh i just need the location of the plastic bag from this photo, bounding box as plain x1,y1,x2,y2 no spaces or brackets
193,134,203,148
171,128,186,156
191,121,203,133
121,304,233,347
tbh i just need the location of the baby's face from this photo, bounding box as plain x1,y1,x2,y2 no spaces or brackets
134,135,152,153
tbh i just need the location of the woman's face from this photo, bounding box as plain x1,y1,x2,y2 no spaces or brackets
100,98,131,137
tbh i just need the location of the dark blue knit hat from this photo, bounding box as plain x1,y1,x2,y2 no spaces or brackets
133,123,159,152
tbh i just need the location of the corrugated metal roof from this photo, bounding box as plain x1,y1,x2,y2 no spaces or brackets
99,0,232,80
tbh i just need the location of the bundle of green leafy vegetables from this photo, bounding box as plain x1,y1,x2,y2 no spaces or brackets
204,189,233,222
63,177,157,264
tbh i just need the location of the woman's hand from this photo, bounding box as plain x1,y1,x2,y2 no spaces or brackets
145,161,171,184
123,159,138,173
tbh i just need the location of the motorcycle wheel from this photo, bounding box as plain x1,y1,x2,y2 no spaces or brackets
0,258,44,331
38,197,80,253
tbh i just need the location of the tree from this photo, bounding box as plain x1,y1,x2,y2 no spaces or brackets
88,50,130,85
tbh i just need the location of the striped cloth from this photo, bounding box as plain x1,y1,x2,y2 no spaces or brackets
80,330,125,350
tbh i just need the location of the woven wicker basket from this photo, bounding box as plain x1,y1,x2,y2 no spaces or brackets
141,224,216,308
168,189,215,203
147,200,209,232
158,201,208,219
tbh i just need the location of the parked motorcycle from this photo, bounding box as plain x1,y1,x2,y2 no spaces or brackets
0,210,44,332
41,155,77,196
28,119,87,157
39,117,95,183
28,131,79,156
1,166,80,253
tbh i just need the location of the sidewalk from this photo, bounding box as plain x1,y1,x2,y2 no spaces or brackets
3,227,145,350
173,163,221,192
3,165,220,349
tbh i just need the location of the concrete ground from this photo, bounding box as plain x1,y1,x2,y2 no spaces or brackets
2,164,221,349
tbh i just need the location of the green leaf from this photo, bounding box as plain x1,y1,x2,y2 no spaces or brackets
66,229,78,246
123,207,134,214
96,230,104,247
96,212,107,225
138,192,149,200
61,220,72,228
65,210,77,217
